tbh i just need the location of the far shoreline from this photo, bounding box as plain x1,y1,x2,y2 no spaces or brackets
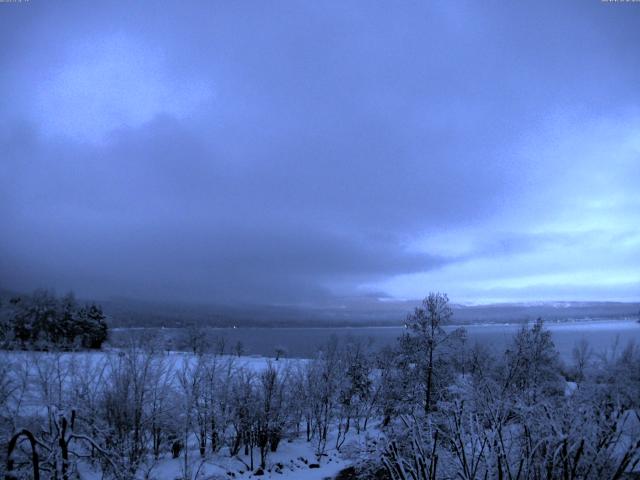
110,317,640,331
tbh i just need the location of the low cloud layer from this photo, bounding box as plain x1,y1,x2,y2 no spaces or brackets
1,1,639,305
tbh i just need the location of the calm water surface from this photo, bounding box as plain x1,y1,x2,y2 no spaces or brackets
113,320,640,361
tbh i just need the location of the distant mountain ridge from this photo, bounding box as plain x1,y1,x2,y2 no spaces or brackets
1,289,638,328
99,299,640,328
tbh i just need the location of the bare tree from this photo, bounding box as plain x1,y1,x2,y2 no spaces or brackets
572,337,592,382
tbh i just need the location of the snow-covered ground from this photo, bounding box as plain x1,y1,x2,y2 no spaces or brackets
1,350,379,480
77,429,376,480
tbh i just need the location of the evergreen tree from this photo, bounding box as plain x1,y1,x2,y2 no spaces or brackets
1,291,108,350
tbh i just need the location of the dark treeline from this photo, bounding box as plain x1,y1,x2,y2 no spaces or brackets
1,293,639,479
0,290,108,350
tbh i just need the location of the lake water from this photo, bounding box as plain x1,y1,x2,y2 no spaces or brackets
111,319,640,361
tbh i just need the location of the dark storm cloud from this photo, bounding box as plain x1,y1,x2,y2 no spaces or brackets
1,117,452,303
1,1,639,304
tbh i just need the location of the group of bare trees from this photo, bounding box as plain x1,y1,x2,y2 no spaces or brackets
0,334,382,479
380,294,640,480
1,292,639,479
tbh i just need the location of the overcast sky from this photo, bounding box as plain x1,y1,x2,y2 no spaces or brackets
1,0,639,306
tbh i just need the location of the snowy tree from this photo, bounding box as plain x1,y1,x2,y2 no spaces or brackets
402,292,466,414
